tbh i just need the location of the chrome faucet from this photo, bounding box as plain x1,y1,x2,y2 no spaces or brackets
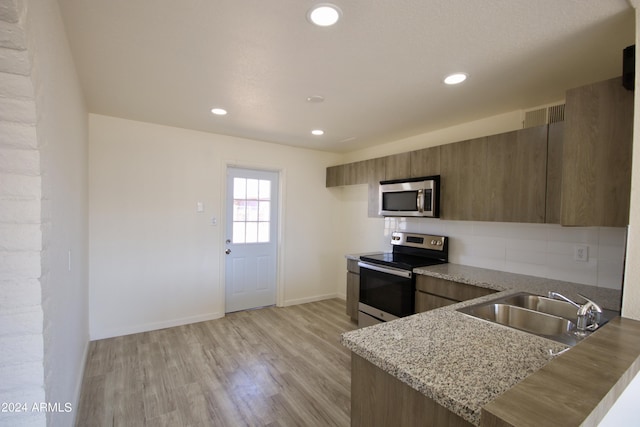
548,292,602,335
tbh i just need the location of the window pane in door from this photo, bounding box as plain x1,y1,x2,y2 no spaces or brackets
258,222,270,242
233,222,245,243
245,222,258,243
231,175,272,244
258,201,270,221
233,200,246,221
259,180,271,200
246,200,259,221
247,179,259,199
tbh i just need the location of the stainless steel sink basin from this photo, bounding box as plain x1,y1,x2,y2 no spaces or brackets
498,293,579,321
457,292,617,346
460,303,573,337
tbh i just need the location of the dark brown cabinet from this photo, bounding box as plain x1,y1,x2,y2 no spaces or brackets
560,77,633,227
415,275,496,313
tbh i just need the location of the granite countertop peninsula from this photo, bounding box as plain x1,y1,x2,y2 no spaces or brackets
341,260,623,425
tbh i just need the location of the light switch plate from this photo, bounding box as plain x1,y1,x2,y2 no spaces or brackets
574,245,589,262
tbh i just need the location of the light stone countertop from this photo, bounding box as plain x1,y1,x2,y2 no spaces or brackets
341,259,623,426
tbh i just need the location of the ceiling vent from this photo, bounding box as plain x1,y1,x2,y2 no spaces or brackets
523,103,565,128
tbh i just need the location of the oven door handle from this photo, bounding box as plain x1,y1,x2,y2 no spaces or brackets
358,261,413,279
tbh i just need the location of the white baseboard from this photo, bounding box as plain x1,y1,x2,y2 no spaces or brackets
282,293,339,307
71,337,90,426
90,311,225,340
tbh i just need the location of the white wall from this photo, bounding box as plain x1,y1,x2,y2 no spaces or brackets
89,114,342,339
27,0,89,425
0,1,89,426
0,1,46,425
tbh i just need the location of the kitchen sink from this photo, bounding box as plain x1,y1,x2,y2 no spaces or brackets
460,303,573,336
457,292,617,346
498,293,579,321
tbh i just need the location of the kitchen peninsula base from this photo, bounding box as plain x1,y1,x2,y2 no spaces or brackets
351,353,472,427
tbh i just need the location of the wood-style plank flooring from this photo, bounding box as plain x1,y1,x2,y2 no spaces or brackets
75,299,357,427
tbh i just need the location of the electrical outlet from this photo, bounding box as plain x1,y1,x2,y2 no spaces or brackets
574,245,589,262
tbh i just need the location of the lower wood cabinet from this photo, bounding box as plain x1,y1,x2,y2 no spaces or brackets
415,275,496,313
346,259,360,322
351,353,472,427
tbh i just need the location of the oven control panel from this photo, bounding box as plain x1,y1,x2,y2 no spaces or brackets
390,231,446,251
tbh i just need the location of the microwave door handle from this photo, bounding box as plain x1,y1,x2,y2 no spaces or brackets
417,189,424,213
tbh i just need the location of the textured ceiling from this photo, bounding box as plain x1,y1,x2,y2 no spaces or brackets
57,0,635,153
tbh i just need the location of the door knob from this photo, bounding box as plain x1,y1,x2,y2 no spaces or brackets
225,249,231,254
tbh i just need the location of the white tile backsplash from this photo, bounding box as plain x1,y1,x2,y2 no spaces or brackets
402,218,626,290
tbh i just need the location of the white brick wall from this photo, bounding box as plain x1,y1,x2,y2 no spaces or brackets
0,0,45,426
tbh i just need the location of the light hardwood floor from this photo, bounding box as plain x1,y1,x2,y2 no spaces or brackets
75,299,357,427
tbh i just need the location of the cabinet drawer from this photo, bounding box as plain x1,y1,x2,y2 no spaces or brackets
415,275,496,301
347,259,360,273
415,291,457,313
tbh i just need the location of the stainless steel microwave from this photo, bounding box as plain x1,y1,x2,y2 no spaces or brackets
378,176,440,217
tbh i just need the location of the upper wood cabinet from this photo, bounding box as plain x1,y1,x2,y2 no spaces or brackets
367,157,386,217
440,126,547,222
486,126,547,223
384,152,411,180
440,136,489,221
410,146,441,178
560,77,634,227
326,76,633,226
545,121,564,224
326,164,345,187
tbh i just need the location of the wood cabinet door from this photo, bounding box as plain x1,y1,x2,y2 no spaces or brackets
440,136,489,220
561,77,634,227
385,152,411,180
416,275,496,302
486,125,547,223
325,165,344,187
415,291,457,313
346,271,359,321
367,157,386,217
546,121,564,224
410,146,441,178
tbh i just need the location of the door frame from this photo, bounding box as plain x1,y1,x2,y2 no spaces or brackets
219,161,286,315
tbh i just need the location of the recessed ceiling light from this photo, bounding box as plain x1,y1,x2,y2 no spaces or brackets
306,95,325,103
443,73,468,85
307,4,342,27
210,108,228,115
311,129,324,136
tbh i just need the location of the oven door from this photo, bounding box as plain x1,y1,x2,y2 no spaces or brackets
358,261,415,319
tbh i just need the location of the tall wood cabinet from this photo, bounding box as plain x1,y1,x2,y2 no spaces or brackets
560,77,634,227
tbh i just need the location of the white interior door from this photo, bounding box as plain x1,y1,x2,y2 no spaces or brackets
225,167,279,313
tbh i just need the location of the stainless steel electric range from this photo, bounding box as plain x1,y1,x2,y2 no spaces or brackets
357,231,448,327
